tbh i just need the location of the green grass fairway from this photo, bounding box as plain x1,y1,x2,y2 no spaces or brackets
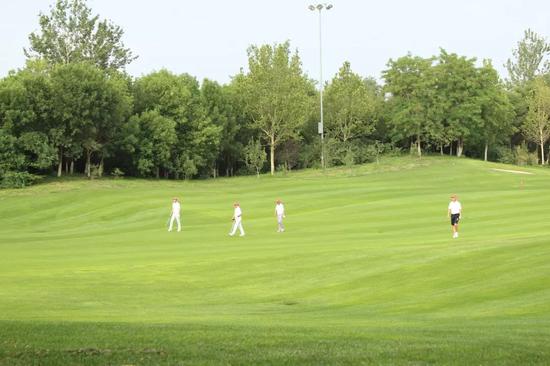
1,156,550,365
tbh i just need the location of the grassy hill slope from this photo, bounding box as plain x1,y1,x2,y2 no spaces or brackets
1,156,550,365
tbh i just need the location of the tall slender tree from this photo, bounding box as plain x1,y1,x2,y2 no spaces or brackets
506,29,550,85
523,77,550,164
477,61,515,161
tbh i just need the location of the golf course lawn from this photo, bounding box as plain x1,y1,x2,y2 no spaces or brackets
1,156,550,365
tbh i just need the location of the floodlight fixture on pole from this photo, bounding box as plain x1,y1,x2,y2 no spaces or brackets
309,3,332,169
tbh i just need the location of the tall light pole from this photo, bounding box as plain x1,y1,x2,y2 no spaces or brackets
309,3,332,169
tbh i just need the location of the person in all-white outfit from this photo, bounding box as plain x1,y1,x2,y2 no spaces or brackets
275,199,286,232
447,194,462,238
229,202,245,236
168,197,181,232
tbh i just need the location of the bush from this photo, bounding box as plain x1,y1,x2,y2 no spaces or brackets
0,171,40,188
298,142,321,169
383,144,403,157
182,158,198,180
111,168,125,178
514,144,538,166
343,148,356,168
497,145,538,166
495,146,515,164
276,163,289,175
90,164,101,179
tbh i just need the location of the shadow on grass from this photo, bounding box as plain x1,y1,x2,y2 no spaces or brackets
1,319,549,365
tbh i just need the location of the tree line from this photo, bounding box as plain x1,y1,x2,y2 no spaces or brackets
1,0,550,187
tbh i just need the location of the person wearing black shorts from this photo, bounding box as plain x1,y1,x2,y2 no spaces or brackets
447,194,462,239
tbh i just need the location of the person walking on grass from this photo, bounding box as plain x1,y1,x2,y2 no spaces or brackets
275,199,286,232
229,202,245,236
448,194,462,239
168,197,181,232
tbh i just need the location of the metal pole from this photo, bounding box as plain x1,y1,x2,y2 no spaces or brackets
318,8,325,169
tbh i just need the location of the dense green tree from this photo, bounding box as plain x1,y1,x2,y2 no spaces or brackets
50,63,132,177
0,61,59,175
133,110,177,178
133,70,221,178
174,74,221,178
133,70,187,118
324,61,377,144
201,79,241,177
4,22,549,184
25,0,136,70
476,61,515,161
235,41,315,174
435,50,484,157
383,54,438,157
0,128,25,177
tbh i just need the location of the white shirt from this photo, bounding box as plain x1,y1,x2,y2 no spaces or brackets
172,201,181,216
275,203,285,216
234,206,242,219
448,201,462,215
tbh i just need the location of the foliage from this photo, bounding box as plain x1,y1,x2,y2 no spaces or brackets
202,79,241,176
25,0,136,70
523,77,550,164
475,61,515,161
133,110,177,178
496,144,538,165
324,61,378,143
50,62,132,177
236,41,315,175
244,139,266,177
0,8,547,180
0,171,40,188
110,167,124,178
495,145,516,164
383,54,437,157
133,70,222,179
514,143,539,165
180,157,198,180
506,29,550,85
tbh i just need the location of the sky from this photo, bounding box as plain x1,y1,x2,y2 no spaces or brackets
1,0,550,84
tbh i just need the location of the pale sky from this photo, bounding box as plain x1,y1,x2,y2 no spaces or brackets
1,0,550,84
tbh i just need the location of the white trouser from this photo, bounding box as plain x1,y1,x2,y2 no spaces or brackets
169,214,181,231
277,214,285,231
230,217,245,236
